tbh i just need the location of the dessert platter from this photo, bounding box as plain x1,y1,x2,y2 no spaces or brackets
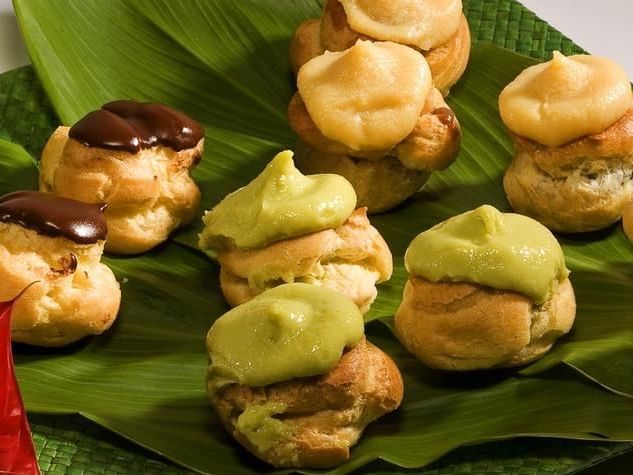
2,0,633,473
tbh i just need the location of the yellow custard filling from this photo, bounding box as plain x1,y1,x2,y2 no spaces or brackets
499,52,632,146
297,40,431,151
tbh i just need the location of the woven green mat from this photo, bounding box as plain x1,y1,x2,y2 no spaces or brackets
1,0,631,473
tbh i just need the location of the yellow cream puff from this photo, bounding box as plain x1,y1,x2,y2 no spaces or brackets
394,205,576,370
40,100,204,254
290,0,471,95
0,191,121,346
289,40,461,213
199,150,392,313
500,52,633,233
207,283,403,468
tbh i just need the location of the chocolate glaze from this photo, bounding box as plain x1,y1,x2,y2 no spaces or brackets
69,100,204,154
0,191,107,244
433,107,457,128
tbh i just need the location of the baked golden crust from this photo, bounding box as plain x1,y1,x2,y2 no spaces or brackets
320,0,371,52
423,15,471,96
394,276,576,370
289,88,461,213
0,223,121,347
394,88,462,171
504,109,633,232
290,0,471,95
212,337,404,469
218,208,392,313
40,126,202,254
289,18,323,77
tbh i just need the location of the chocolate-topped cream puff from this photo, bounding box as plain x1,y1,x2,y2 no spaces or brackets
394,205,576,370
0,191,121,346
289,40,461,213
207,283,403,468
290,0,470,96
500,52,633,233
199,150,392,314
40,100,204,254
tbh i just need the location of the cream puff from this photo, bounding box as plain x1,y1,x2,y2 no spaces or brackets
290,0,471,96
500,52,633,233
207,283,403,468
40,100,204,254
0,191,121,346
289,40,461,213
394,205,576,370
199,150,392,313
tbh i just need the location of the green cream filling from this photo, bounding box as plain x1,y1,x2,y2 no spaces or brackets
405,205,569,304
199,150,357,251
206,283,364,396
236,402,290,453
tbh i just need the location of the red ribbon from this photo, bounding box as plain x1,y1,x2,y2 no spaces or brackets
0,299,40,475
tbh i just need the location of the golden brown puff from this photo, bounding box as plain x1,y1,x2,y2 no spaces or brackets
0,217,120,347
504,109,633,233
217,208,392,313
394,276,576,371
212,337,404,469
40,125,202,254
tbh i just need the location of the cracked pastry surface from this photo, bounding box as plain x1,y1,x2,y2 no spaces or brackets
395,277,576,370
217,208,392,313
0,192,120,346
504,111,633,232
500,53,633,232
39,101,203,254
213,337,403,468
290,0,471,96
207,285,403,468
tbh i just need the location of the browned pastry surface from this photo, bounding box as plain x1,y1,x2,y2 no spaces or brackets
504,108,633,232
218,208,392,313
0,222,120,346
40,126,202,254
212,337,404,469
394,276,576,370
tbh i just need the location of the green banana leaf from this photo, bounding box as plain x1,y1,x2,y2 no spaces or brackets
0,138,38,191
3,0,633,473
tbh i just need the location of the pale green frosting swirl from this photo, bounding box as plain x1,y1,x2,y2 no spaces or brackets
199,150,357,250
405,205,569,304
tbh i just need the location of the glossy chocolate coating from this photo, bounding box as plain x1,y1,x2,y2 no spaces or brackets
0,191,107,244
69,100,204,154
